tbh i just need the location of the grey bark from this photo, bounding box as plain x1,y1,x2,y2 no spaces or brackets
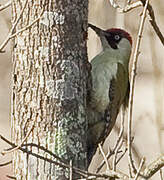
11,0,88,179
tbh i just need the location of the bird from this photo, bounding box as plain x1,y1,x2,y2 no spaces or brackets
87,23,132,167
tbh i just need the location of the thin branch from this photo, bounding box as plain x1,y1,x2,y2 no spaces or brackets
109,0,142,13
96,123,141,173
140,0,164,46
119,1,142,13
0,134,86,177
112,108,125,171
134,158,145,180
1,118,36,155
141,155,164,179
128,164,133,178
70,160,73,180
4,138,163,179
0,134,130,179
160,169,163,180
10,10,44,39
1,131,163,179
0,9,43,53
79,170,129,180
96,109,125,173
114,123,141,166
113,138,123,171
98,144,110,171
96,149,112,173
4,143,66,163
0,1,11,12
6,175,16,180
0,0,27,52
105,169,129,180
127,0,149,174
0,0,28,53
113,108,125,153
116,147,127,165
0,160,12,167
96,148,122,173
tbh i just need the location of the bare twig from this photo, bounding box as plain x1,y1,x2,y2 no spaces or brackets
97,123,141,173
4,143,66,163
96,148,123,173
119,1,142,13
114,108,125,153
112,109,125,171
98,144,110,171
116,147,127,165
1,133,163,179
0,160,12,167
141,155,164,179
128,164,133,178
6,175,16,180
0,1,11,12
0,134,130,179
78,170,129,180
1,118,36,155
96,149,113,173
0,0,28,52
10,10,44,39
109,0,142,13
114,124,141,166
0,10,43,53
127,0,149,175
140,0,164,46
96,109,126,173
160,169,163,180
0,134,86,177
105,169,129,180
134,158,145,180
70,160,73,180
113,138,123,171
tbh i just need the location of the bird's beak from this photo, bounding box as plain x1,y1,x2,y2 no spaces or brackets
88,23,106,37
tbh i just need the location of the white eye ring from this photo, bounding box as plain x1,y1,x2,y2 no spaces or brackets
114,35,120,40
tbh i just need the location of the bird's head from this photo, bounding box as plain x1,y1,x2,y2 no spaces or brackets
88,23,132,56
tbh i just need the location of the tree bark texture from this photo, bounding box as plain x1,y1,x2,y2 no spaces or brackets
11,0,88,179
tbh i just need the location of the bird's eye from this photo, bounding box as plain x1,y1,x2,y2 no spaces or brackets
114,35,120,40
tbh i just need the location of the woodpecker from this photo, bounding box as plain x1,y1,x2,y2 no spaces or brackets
87,24,132,166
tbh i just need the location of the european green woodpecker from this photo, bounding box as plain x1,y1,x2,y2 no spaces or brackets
87,24,132,166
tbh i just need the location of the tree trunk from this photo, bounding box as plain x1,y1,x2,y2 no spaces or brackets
11,0,88,179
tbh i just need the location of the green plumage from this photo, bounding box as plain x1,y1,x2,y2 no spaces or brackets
87,40,131,166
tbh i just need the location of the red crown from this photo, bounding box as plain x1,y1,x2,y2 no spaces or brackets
106,28,132,46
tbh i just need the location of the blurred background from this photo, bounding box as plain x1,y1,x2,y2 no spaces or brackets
0,0,12,179
0,0,164,179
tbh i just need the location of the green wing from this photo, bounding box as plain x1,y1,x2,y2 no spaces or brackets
101,62,129,143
